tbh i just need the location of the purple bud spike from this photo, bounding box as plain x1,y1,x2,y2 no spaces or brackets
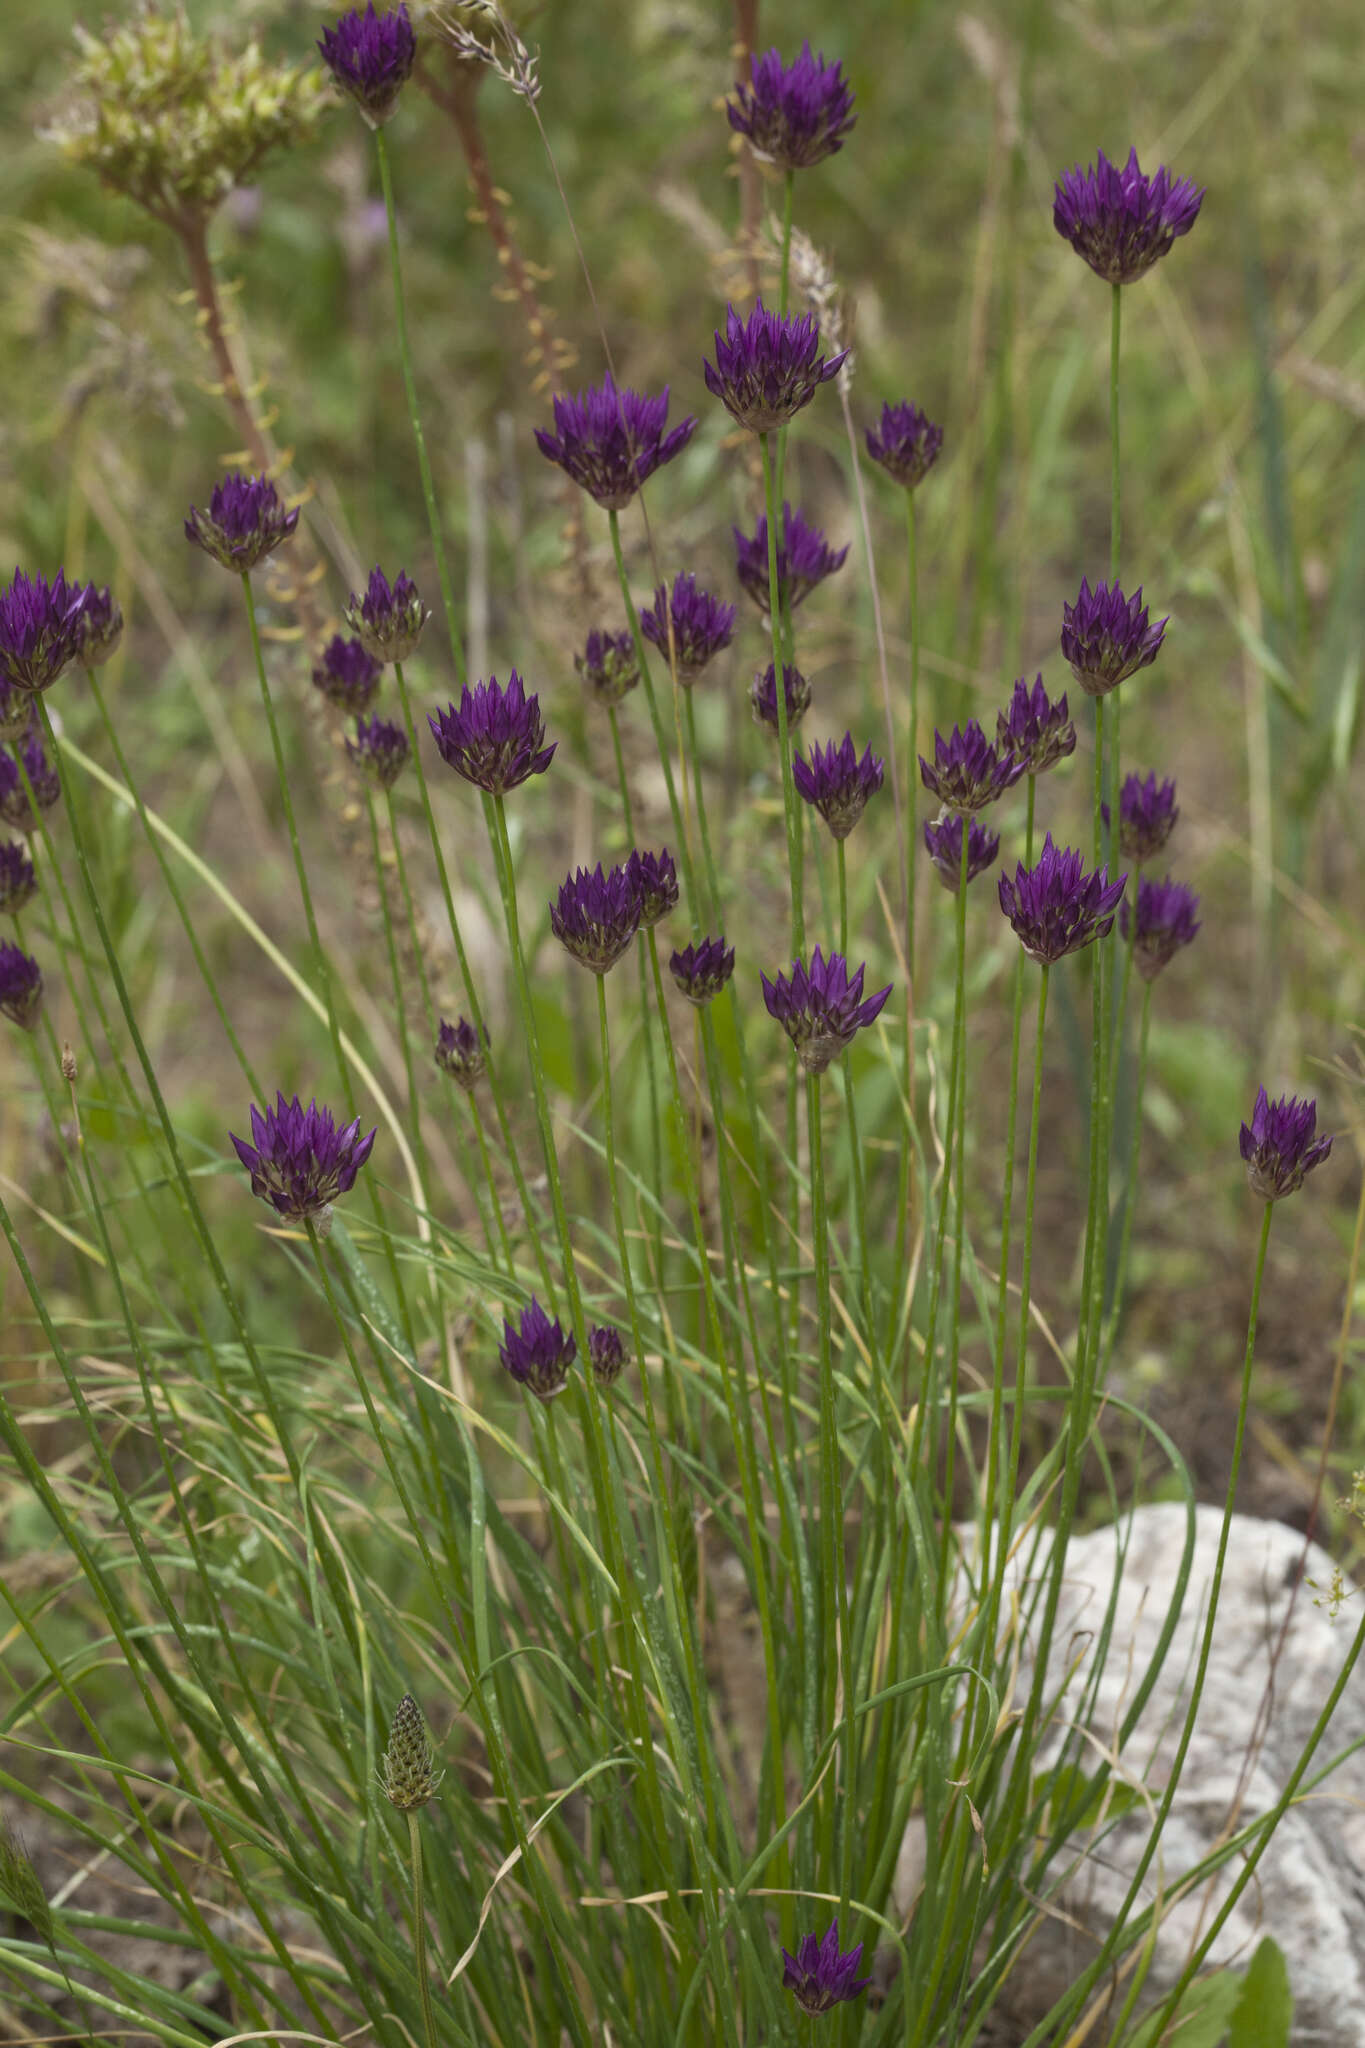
703,301,847,435
317,4,417,126
923,812,1000,891
733,504,848,617
0,839,37,916
229,1093,376,1221
534,372,696,510
1239,1089,1332,1202
435,1016,486,1091
996,675,1076,777
726,42,856,171
0,569,89,694
625,848,678,929
864,401,943,490
639,574,736,683
345,567,429,665
549,862,641,975
751,662,811,736
1111,770,1178,865
184,474,298,575
429,672,556,794
0,730,61,835
669,937,735,1007
1053,146,1204,287
1061,577,1167,698
345,714,409,790
72,584,124,670
761,946,891,1075
997,833,1127,964
588,1323,628,1387
1120,875,1200,981
793,733,884,840
313,634,382,716
575,628,639,706
918,721,1026,813
780,1921,874,2016
499,1296,576,1401
0,940,43,1031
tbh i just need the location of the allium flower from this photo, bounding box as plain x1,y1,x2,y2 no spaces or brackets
626,848,679,928
588,1323,628,1387
429,673,555,794
229,1093,377,1221
0,840,37,916
733,504,849,617
0,569,88,694
534,372,696,511
72,584,124,669
864,401,944,491
0,942,43,1031
703,302,847,436
1239,1088,1332,1203
1111,770,1178,865
670,936,735,1006
639,574,736,683
550,863,641,975
184,473,298,575
499,1296,576,1401
1053,147,1204,287
793,733,884,839
346,714,409,790
0,733,61,835
725,41,856,171
1120,875,1200,981
345,567,429,665
923,812,1000,891
761,947,891,1075
312,634,382,715
919,721,1026,813
996,675,1076,777
781,1921,873,2017
1061,578,1167,698
998,834,1127,964
575,628,639,706
317,4,416,127
751,662,811,735
379,1692,441,1810
435,1016,486,1091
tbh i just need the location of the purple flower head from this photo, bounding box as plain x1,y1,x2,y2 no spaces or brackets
751,662,811,736
703,301,847,436
733,503,849,617
435,1015,486,1091
1239,1088,1332,1203
919,721,1026,814
781,1921,873,2017
0,732,61,835
670,936,735,1007
923,812,1000,892
429,673,556,794
72,584,124,670
0,941,42,1031
996,675,1076,777
1120,874,1200,982
575,627,639,706
346,714,409,790
1053,146,1204,287
1111,770,1178,865
0,839,37,916
318,3,416,126
534,372,696,511
626,847,679,929
499,1296,576,1402
184,474,298,575
1061,577,1167,698
0,569,88,694
793,733,884,840
229,1092,377,1221
345,567,429,665
761,946,891,1075
864,401,944,491
998,833,1127,964
639,574,736,683
550,862,641,975
726,42,856,172
588,1323,628,1387
313,634,382,716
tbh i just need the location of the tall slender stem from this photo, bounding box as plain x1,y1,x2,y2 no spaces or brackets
759,431,805,952
937,818,972,1590
995,964,1049,1606
407,1811,439,2048
1110,282,1122,582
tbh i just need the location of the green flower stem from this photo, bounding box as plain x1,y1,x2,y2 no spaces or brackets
1110,281,1122,581
467,1091,516,1277
890,486,921,1372
778,167,795,314
993,963,1050,1633
836,835,849,957
375,125,465,684
759,430,807,953
807,1067,851,1894
606,706,634,837
936,817,973,1592
1102,975,1152,1372
364,787,430,1189
406,1811,438,2048
383,787,438,1040
388,658,554,1302
682,690,725,924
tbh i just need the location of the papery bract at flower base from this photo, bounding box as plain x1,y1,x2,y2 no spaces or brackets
345,714,409,790
550,863,641,975
864,400,943,490
639,575,736,683
923,812,1000,892
0,941,43,1031
588,1324,628,1387
1053,146,1204,286
0,569,88,694
230,1093,376,1222
429,673,555,794
317,4,416,127
751,662,811,736
726,41,855,170
313,634,382,715
996,675,1076,778
72,584,124,670
1061,578,1166,698
435,1016,486,1091
0,840,37,916
625,848,678,929
998,834,1126,964
575,628,638,706
781,1921,873,2016
184,474,298,575
1111,770,1178,865
761,947,891,1075
670,937,735,1006
499,1296,576,1401
534,372,696,511
1239,1089,1332,1202
703,302,847,435
345,567,429,665
1120,875,1200,982
793,733,884,840
733,504,848,617
919,721,1025,813
0,734,61,835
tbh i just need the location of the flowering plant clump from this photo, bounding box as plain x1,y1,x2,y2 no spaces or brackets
1061,577,1166,697
1121,875,1200,981
588,1324,628,1386
229,1094,377,1221
998,834,1127,963
923,812,1000,891
639,575,736,682
1053,146,1204,286
794,733,885,840
733,504,849,616
429,673,555,794
345,568,429,665
864,400,944,490
703,302,847,435
996,675,1076,777
670,936,735,1006
0,569,88,694
1239,1089,1333,1202
345,715,409,790
72,584,124,670
534,372,696,510
0,840,37,916
762,947,891,1075
751,661,811,735
312,635,382,716
575,628,639,705
184,474,298,575
0,733,61,834
1112,770,1179,864
317,4,417,128
0,941,43,1031
435,1017,486,1091
625,848,679,928
919,721,1025,813
781,1923,873,2016
726,42,856,171
499,1297,576,1401
550,863,642,975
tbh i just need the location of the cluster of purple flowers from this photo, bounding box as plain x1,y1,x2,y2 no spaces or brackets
639,575,735,683
549,849,678,975
185,474,298,575
230,1094,377,1223
762,947,891,1076
430,672,555,794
